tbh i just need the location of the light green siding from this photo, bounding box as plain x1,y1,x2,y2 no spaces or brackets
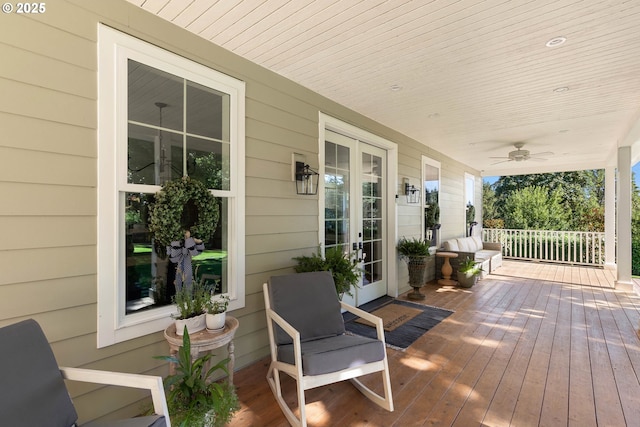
0,0,479,422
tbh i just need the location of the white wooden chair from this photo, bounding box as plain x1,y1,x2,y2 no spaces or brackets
0,319,170,427
263,271,393,427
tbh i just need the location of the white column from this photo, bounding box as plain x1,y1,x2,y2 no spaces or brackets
617,146,633,287
604,166,616,269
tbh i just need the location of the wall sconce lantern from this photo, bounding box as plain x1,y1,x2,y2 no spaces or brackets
295,161,319,195
403,178,420,204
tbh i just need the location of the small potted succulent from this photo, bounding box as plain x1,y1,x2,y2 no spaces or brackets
457,257,483,288
205,294,230,331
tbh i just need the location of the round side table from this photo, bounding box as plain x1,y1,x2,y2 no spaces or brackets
436,252,459,286
164,316,239,385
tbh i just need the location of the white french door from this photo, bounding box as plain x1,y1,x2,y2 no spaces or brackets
324,130,388,306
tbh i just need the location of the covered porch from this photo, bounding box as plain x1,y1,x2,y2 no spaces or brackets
229,260,638,426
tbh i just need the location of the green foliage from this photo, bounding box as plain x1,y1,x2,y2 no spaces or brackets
396,237,431,261
172,284,208,320
205,295,230,314
482,182,499,223
491,170,604,231
457,257,482,275
148,176,220,253
293,246,362,297
154,328,239,427
424,201,440,228
466,203,476,225
483,218,504,229
633,238,640,276
502,186,569,230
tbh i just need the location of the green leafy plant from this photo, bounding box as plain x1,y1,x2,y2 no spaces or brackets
148,176,220,257
458,257,482,276
425,201,440,228
396,237,431,261
293,246,362,297
173,285,208,320
155,328,239,427
205,294,230,314
466,203,476,225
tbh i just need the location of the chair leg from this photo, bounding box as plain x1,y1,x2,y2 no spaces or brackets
266,362,306,427
349,360,394,412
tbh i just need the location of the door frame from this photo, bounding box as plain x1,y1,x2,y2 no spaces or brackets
319,113,398,300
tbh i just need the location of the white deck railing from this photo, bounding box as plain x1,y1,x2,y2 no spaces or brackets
482,228,606,266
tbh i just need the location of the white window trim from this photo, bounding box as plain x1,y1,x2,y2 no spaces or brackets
97,24,245,347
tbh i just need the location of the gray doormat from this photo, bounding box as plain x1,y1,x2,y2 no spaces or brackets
343,297,453,350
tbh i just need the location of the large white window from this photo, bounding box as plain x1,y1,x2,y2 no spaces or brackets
97,25,245,347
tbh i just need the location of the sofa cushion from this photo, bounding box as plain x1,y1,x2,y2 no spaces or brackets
443,239,458,251
471,235,484,251
457,238,471,252
277,334,385,376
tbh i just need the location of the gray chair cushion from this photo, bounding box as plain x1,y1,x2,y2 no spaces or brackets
277,334,385,375
83,415,166,427
268,271,345,345
0,319,78,427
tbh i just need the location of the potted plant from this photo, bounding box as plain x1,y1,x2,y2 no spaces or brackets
205,294,230,331
397,237,431,300
293,246,361,299
457,257,482,288
155,328,239,427
173,284,208,335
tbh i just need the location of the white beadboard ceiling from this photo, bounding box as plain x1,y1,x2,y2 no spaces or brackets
128,0,640,176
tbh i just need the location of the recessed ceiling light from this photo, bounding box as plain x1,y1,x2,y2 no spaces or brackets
559,129,569,133
553,86,569,93
390,84,402,92
546,36,567,47
428,113,440,119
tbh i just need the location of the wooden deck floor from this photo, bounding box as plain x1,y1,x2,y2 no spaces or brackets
229,261,640,426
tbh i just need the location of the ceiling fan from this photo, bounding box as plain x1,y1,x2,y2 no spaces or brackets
490,142,554,164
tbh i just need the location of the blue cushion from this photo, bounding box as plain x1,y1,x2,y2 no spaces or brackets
277,334,385,375
0,319,78,427
268,271,345,345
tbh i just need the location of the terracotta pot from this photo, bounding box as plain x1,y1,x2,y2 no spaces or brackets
175,313,206,335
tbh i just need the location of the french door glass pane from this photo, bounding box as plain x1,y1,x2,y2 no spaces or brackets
361,152,383,287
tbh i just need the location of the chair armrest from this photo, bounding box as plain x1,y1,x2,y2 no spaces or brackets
60,367,170,425
340,302,386,343
483,242,502,251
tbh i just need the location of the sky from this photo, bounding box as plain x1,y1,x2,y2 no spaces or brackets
483,164,640,187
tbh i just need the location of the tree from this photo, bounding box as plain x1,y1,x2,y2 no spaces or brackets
502,186,569,230
482,182,500,227
493,170,604,231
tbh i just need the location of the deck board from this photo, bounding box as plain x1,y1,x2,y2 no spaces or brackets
229,260,640,426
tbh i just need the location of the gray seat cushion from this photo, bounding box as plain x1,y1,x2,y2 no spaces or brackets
83,415,166,427
268,271,345,345
0,319,78,427
277,334,385,375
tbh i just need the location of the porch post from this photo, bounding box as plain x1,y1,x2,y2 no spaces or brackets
604,166,616,269
616,146,633,287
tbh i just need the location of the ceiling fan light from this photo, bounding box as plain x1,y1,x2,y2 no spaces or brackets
546,36,567,47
